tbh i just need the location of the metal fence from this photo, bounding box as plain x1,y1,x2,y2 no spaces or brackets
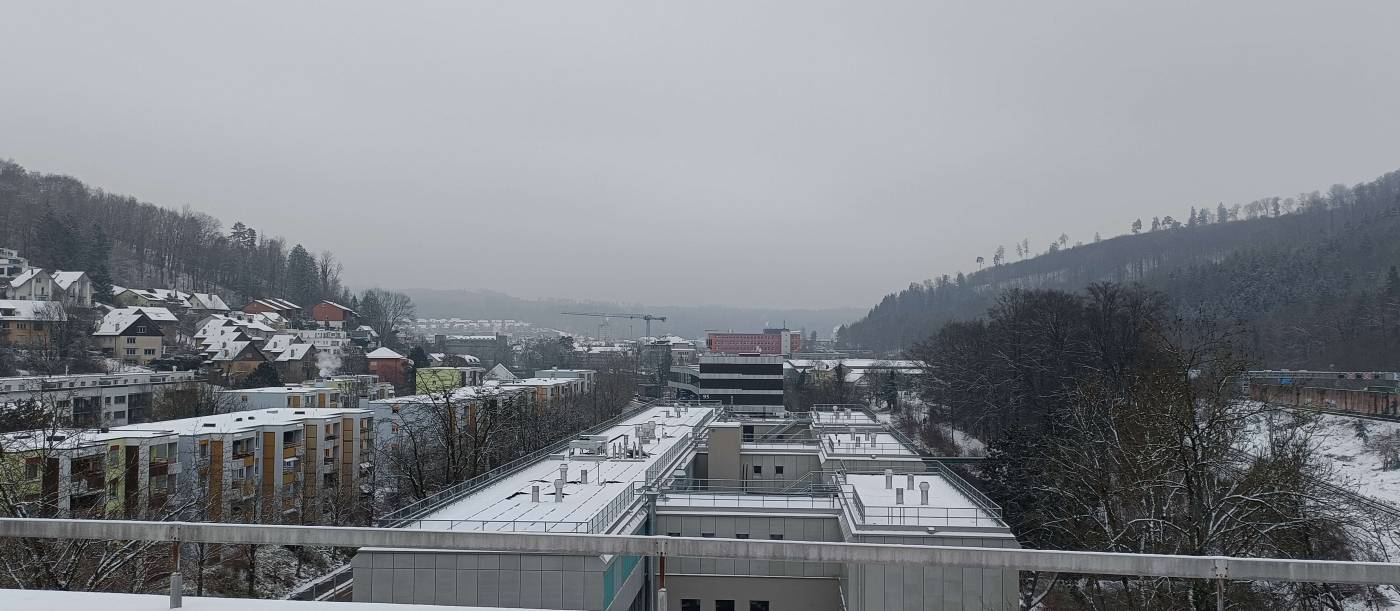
6,517,1400,611
376,398,669,527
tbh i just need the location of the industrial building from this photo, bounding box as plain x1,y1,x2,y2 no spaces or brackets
352,402,1017,610
670,355,786,416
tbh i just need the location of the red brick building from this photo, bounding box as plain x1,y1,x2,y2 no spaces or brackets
705,329,802,355
366,347,410,391
310,300,358,329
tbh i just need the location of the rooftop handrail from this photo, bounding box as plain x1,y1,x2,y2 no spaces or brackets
377,398,665,526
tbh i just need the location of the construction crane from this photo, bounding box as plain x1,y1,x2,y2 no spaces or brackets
561,312,668,339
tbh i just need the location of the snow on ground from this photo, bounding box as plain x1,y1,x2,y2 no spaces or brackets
875,404,986,457
1248,410,1400,508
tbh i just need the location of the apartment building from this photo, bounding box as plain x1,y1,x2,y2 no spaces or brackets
0,406,374,522
0,370,199,426
0,427,181,518
534,369,596,393
216,385,343,410
415,366,487,394
352,402,1018,610
293,327,353,357
490,376,590,404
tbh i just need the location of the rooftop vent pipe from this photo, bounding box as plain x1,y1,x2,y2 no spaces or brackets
553,479,564,502
919,481,930,505
580,468,589,484
895,487,905,505
884,469,893,489
531,485,540,503
559,463,568,483
906,473,915,490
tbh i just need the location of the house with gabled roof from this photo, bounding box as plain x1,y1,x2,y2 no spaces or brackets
310,300,357,329
207,340,269,386
242,298,301,318
0,299,66,346
50,271,92,308
93,307,168,365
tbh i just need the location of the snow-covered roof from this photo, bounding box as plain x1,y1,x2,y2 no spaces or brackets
247,298,301,311
7,268,45,288
398,404,714,534
209,341,255,362
50,271,86,291
485,363,517,381
317,300,357,314
188,292,230,311
94,307,172,336
0,300,63,321
261,334,298,355
366,347,405,359
275,343,315,362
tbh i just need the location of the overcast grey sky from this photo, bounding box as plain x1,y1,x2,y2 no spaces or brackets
2,2,1398,309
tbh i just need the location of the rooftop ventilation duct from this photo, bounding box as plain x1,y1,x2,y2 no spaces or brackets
531,485,540,503
907,473,915,490
553,479,564,502
559,463,568,483
919,481,930,505
580,468,589,484
895,487,905,505
884,469,893,489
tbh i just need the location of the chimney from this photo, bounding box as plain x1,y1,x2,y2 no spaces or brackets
868,431,877,444
553,479,564,502
884,469,893,489
906,473,915,490
559,463,568,483
580,468,589,484
919,481,930,505
895,487,905,505
531,485,540,503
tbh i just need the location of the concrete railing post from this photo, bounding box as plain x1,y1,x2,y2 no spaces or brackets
170,529,182,608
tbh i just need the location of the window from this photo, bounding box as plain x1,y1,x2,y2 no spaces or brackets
126,337,137,344
752,465,762,475
125,348,136,356
681,600,700,611
701,532,715,538
24,462,38,480
774,465,784,475
144,348,156,355
666,532,680,537
114,395,126,404
749,602,769,611
735,533,749,539
716,601,735,611
769,534,784,540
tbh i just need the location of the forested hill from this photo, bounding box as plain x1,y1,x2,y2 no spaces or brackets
0,160,349,307
839,167,1400,369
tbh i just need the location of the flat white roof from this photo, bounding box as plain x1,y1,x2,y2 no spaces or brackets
845,473,997,528
0,589,570,611
112,407,369,437
409,405,713,533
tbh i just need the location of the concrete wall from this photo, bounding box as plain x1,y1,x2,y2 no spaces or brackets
353,550,609,610
665,575,839,611
739,452,820,487
708,425,741,482
845,534,1019,611
656,514,842,577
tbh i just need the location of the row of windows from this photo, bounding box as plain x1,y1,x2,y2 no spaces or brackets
666,532,783,541
681,599,770,611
